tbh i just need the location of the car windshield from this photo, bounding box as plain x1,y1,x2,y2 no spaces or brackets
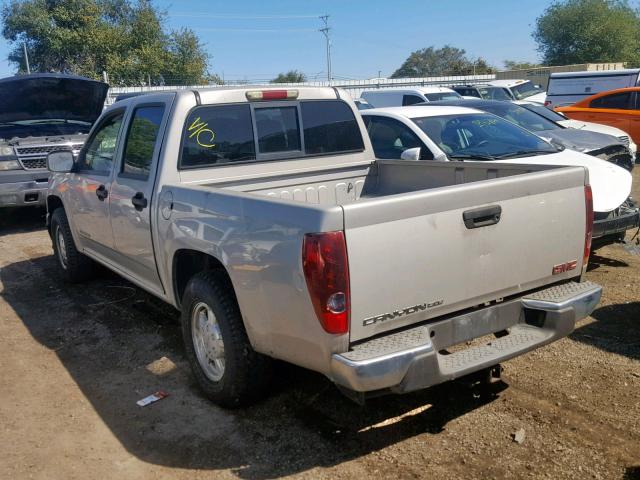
519,103,567,122
479,103,561,132
412,113,557,160
510,81,544,100
425,91,462,101
477,87,512,101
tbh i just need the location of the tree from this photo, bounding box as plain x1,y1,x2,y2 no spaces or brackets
1,0,211,85
533,0,640,66
391,45,494,78
271,70,307,83
503,60,542,70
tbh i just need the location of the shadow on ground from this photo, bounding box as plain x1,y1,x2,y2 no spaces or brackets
587,252,629,272
625,466,640,480
0,254,505,479
570,301,640,361
0,206,47,234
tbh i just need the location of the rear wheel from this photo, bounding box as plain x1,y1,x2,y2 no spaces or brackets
181,271,272,408
50,208,95,283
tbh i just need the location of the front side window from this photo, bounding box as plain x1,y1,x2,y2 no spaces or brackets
590,92,632,110
181,104,255,168
425,92,463,101
510,82,544,100
412,113,557,160
255,106,301,153
122,105,165,178
403,95,424,106
301,100,364,154
461,89,481,98
478,87,512,101
521,103,568,122
79,112,124,173
364,115,433,160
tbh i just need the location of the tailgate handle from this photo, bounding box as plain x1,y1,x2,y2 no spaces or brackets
463,205,502,229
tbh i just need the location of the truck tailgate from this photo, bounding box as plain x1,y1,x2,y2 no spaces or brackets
343,166,588,342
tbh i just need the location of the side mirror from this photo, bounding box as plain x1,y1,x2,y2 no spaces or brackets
400,147,421,161
47,150,74,173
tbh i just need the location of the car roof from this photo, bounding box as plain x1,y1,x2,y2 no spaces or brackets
361,86,456,95
453,84,495,89
488,79,530,87
418,98,511,109
361,105,482,118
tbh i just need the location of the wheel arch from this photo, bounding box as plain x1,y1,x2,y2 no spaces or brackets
172,249,232,308
46,195,64,232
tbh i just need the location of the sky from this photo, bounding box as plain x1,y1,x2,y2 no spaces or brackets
0,0,556,81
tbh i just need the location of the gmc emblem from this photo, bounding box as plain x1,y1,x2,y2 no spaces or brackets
552,260,578,275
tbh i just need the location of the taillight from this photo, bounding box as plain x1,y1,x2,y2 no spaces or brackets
584,185,594,265
246,90,299,101
544,100,551,107
302,231,350,334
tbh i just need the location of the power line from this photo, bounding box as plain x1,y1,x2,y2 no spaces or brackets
170,13,321,19
193,28,316,33
319,15,331,83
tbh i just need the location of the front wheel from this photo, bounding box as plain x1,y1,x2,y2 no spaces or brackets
50,208,95,283
181,271,272,408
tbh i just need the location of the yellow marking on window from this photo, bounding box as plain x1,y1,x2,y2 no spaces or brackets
187,117,216,148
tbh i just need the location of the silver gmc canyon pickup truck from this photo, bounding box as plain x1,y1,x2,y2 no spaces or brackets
46,86,602,407
0,74,108,208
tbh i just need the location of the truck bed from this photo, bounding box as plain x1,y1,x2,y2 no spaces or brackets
200,160,551,207
181,160,588,343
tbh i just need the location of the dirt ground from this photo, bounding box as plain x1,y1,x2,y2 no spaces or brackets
1,171,639,480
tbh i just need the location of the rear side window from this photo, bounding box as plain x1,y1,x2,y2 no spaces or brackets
181,104,255,168
403,94,424,106
590,92,631,109
301,100,364,154
255,106,301,153
122,105,165,178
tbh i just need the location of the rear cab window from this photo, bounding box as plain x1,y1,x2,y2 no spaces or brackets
181,104,256,168
255,106,301,154
180,99,364,169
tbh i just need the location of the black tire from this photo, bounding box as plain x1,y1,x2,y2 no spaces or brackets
181,271,272,408
50,208,95,283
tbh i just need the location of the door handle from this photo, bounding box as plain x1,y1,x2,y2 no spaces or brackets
96,184,108,201
463,205,502,229
131,192,148,211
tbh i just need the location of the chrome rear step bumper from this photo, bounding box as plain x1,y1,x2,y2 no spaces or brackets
330,281,601,393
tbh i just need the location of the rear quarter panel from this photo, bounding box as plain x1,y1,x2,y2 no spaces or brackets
156,184,349,374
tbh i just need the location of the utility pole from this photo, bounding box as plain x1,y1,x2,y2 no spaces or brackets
22,42,31,74
319,15,331,84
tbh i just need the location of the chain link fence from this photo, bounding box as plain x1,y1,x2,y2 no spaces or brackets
105,74,496,105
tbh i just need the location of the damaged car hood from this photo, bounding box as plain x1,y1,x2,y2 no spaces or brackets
538,129,625,153
496,149,633,213
0,74,108,125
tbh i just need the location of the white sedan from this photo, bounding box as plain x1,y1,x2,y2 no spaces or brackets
361,105,637,246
